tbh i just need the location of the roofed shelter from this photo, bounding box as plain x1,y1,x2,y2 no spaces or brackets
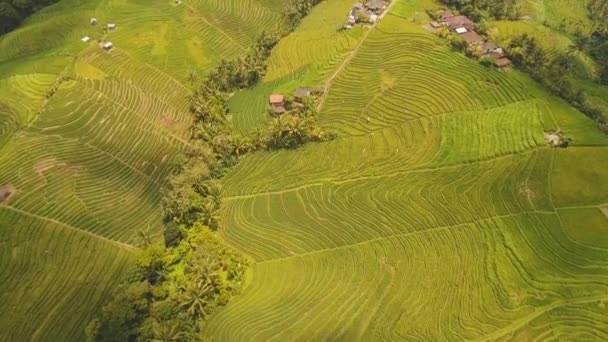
272,105,286,114
494,57,512,68
445,15,474,30
438,10,454,21
461,31,482,45
480,41,498,54
269,94,285,106
365,0,386,13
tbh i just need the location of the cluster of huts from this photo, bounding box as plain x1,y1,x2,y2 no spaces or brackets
431,10,512,68
344,0,390,29
81,17,117,50
268,88,312,114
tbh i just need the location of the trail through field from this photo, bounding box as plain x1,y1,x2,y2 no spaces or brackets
318,0,399,110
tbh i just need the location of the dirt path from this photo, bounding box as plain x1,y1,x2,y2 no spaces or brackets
317,0,399,111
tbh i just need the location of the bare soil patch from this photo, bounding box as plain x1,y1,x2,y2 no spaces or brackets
0,184,16,204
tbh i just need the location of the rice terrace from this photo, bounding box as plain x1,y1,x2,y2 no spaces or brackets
1,0,608,340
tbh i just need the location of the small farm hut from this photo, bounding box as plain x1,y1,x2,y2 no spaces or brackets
455,27,467,34
90,17,97,25
107,23,117,30
269,94,285,106
81,36,90,43
494,57,512,68
103,42,113,50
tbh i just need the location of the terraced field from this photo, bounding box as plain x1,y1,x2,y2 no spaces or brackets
231,0,367,134
0,0,284,339
207,3,608,340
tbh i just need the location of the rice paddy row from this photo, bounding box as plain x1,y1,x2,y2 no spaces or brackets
0,0,284,338
208,7,608,340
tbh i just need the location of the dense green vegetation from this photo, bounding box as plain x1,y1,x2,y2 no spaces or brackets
86,0,331,340
440,0,523,20
3,0,608,340
0,0,58,34
0,0,284,339
203,2,608,339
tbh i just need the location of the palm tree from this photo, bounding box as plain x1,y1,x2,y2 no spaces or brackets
178,278,214,318
232,135,251,157
151,321,184,342
199,199,220,230
137,225,157,247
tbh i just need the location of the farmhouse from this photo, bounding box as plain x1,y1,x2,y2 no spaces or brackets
438,10,454,21
480,41,498,54
269,94,284,106
103,42,113,50
430,21,441,29
445,15,474,31
81,36,90,43
107,23,116,30
365,0,386,13
494,57,512,68
269,94,286,114
461,31,482,45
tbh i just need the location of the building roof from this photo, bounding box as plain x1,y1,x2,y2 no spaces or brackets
445,15,473,28
481,41,497,52
455,27,467,34
365,0,386,10
494,57,512,67
103,42,113,48
81,36,90,42
438,10,454,20
461,31,482,44
269,94,285,104
430,21,441,28
272,105,286,114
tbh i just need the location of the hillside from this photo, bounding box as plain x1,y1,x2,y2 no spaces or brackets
0,0,282,339
2,0,608,340
206,1,608,340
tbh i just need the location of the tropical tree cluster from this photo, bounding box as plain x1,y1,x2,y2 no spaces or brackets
0,0,57,34
439,0,522,21
85,224,248,341
87,0,328,340
262,95,336,149
506,34,608,132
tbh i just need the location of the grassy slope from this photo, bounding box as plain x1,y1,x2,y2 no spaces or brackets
488,3,608,123
207,1,608,339
0,0,282,339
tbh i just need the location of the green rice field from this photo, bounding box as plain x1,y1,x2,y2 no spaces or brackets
0,0,283,339
2,0,608,340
